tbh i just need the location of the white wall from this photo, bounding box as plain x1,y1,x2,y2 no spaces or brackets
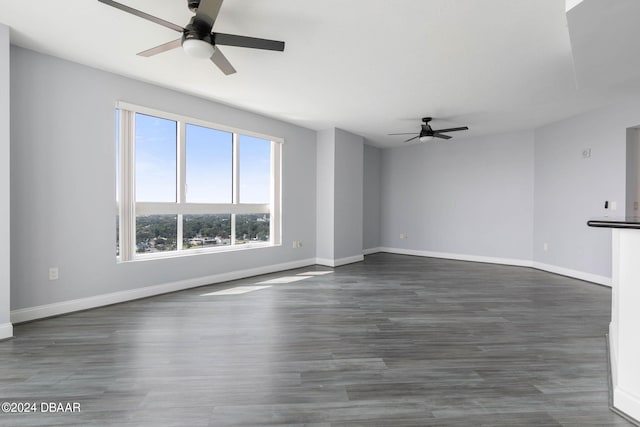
380,131,534,263
0,24,11,339
610,228,640,420
533,98,640,280
363,144,381,251
10,47,317,316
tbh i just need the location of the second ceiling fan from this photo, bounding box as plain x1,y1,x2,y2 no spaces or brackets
390,117,468,143
98,0,285,75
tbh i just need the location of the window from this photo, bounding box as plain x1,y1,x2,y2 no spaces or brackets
116,102,282,261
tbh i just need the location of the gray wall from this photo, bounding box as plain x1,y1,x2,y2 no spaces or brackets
333,129,363,260
380,130,534,261
0,24,10,338
363,144,381,251
315,128,364,263
10,47,317,311
626,128,640,217
533,98,638,278
315,129,335,261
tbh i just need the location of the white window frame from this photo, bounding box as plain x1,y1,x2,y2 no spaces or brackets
116,101,282,261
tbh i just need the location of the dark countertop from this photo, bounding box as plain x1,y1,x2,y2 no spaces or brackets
587,216,640,229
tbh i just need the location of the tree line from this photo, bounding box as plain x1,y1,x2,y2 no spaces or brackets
136,214,270,251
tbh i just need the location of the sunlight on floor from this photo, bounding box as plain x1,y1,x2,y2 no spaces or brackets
200,270,333,297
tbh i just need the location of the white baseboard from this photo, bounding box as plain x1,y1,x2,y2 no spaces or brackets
315,254,364,267
362,247,382,255
0,322,13,340
378,247,533,268
614,387,640,423
11,258,317,324
532,261,611,287
609,323,618,390
375,247,611,286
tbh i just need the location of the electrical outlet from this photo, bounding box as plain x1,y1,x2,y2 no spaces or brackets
543,243,548,252
634,201,639,211
611,201,617,211
400,233,408,240
49,267,59,281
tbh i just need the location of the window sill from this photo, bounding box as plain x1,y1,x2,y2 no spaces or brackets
118,241,281,263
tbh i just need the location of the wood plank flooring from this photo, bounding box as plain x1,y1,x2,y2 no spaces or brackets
0,253,632,426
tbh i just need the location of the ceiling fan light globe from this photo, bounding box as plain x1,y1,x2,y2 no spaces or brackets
419,135,434,142
183,38,214,59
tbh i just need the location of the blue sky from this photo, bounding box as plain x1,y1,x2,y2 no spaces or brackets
134,113,271,204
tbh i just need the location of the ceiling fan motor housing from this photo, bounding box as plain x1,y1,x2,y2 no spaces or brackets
181,16,215,58
420,117,434,136
187,0,200,13
182,16,213,45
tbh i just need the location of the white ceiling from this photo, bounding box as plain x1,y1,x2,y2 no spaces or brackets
1,0,638,147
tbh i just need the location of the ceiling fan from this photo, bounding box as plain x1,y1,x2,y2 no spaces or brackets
97,0,285,75
389,117,469,142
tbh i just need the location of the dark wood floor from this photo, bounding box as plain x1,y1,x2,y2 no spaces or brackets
0,253,632,426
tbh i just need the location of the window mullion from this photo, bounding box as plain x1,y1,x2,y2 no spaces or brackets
271,141,281,246
177,121,186,251
231,133,239,245
178,121,187,204
232,133,240,204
